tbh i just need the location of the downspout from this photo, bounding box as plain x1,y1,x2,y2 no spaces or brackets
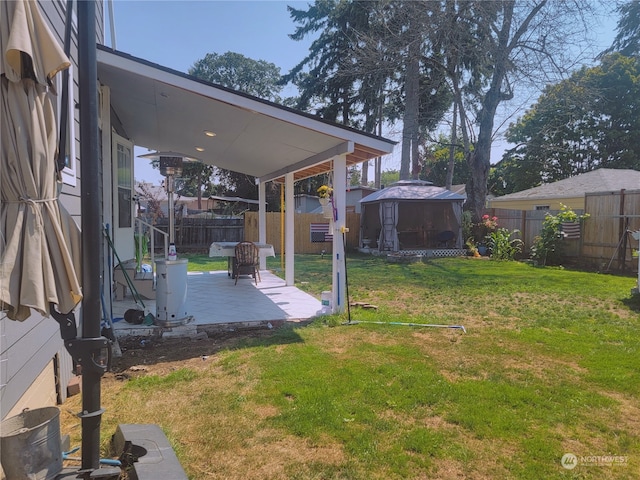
107,0,117,49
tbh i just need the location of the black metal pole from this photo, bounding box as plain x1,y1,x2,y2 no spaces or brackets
78,0,104,472
342,231,351,323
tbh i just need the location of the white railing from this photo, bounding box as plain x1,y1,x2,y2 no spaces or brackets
135,218,169,286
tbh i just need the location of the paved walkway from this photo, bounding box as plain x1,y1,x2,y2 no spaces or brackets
111,270,323,337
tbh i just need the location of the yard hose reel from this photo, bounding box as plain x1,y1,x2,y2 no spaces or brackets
340,229,466,334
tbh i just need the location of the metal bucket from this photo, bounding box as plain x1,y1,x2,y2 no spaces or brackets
0,407,62,480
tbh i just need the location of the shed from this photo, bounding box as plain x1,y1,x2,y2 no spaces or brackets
359,180,465,252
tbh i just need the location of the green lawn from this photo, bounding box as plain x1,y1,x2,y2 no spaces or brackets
68,255,640,479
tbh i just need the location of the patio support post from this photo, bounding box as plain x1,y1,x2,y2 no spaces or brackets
100,86,113,333
285,172,295,285
258,180,267,270
332,154,347,313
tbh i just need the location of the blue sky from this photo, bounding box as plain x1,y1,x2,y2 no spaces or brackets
106,0,313,184
106,1,618,185
107,1,311,75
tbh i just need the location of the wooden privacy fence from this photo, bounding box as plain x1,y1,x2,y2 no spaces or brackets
582,189,640,271
149,189,639,271
244,212,361,254
486,208,584,260
488,189,640,271
486,208,559,251
153,217,244,252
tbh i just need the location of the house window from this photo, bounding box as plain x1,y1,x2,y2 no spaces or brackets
535,205,550,211
117,143,133,228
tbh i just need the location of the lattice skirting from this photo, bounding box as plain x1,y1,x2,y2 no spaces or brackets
367,248,466,258
401,249,466,258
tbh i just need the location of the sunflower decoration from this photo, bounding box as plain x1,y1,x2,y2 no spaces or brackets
317,185,333,199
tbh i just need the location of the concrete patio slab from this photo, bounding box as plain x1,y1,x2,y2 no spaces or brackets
110,270,322,338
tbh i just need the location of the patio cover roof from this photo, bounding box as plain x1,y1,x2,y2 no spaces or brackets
96,45,395,183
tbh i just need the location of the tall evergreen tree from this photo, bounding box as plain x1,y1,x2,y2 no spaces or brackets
284,0,369,123
284,0,597,219
425,1,598,222
605,0,640,57
285,1,451,184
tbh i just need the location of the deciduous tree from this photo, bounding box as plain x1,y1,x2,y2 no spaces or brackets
188,52,284,210
497,53,640,192
420,133,470,187
286,1,597,223
190,52,284,101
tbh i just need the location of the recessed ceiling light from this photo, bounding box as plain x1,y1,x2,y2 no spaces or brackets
204,131,216,137
195,147,205,152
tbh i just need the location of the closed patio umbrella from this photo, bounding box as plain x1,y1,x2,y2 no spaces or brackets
1,0,82,321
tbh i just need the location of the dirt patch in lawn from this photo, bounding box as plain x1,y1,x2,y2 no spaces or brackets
108,326,286,375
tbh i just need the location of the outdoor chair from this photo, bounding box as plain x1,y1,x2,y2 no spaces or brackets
234,241,261,285
436,230,456,248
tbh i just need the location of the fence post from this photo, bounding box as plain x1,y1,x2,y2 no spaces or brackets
521,210,527,250
618,189,627,270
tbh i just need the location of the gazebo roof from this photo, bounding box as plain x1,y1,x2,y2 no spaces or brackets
360,180,465,203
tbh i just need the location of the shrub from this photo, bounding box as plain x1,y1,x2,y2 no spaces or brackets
462,211,474,243
530,205,589,266
486,228,523,260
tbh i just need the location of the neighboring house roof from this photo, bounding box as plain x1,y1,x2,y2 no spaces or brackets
347,185,377,193
360,180,465,203
96,46,395,183
491,168,640,202
209,195,260,205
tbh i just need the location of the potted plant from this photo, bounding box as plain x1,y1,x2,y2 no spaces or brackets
317,185,333,218
465,238,480,257
317,185,332,206
474,214,498,255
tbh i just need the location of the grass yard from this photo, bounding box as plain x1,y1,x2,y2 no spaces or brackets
61,255,639,479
